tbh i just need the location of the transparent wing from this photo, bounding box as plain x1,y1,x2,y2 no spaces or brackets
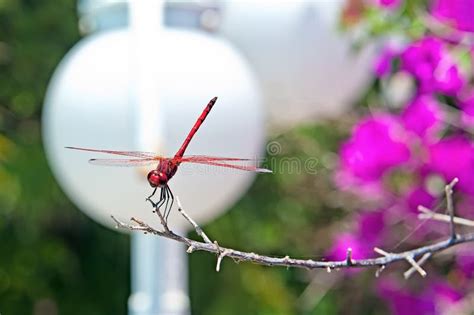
179,155,257,162
66,146,159,159
182,158,272,173
88,158,159,167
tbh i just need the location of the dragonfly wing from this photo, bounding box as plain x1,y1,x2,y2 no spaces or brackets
183,159,272,173
66,146,159,159
179,155,259,162
88,158,159,167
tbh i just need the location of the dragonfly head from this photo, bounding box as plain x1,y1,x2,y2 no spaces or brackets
147,170,168,187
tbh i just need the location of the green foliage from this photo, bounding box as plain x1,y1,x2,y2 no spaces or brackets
362,0,429,38
0,1,129,313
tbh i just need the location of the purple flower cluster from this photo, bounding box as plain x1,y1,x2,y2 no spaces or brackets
431,0,474,33
375,37,465,95
339,114,411,182
379,279,463,315
336,95,447,198
401,37,464,95
330,1,474,313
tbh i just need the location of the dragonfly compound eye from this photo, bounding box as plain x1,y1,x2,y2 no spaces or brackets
147,170,168,187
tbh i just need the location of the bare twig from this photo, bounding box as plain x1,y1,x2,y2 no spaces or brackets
346,248,353,266
375,265,386,278
216,249,231,272
113,214,474,270
446,178,459,241
153,206,171,233
112,179,474,273
177,197,212,244
374,247,426,277
404,253,432,279
112,220,474,272
418,206,474,227
404,255,427,278
374,247,390,257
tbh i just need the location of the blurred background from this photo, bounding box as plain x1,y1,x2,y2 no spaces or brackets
2,0,474,314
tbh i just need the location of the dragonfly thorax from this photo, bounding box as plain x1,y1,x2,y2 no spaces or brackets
147,160,178,187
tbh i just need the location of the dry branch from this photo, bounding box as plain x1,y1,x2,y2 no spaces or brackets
112,178,474,275
418,206,474,227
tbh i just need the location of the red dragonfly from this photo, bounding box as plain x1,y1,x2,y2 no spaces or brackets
67,97,271,221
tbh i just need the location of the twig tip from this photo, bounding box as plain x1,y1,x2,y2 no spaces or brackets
346,248,353,265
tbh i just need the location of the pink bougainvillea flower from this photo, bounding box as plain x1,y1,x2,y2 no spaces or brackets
377,280,436,315
430,281,464,303
431,0,474,33
378,279,463,315
459,92,474,127
456,248,474,278
426,136,474,195
339,114,411,182
401,95,445,141
377,0,403,9
401,37,443,79
433,60,464,95
404,187,436,214
357,210,386,243
400,37,464,95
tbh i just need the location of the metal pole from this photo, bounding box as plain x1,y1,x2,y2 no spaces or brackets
129,233,190,315
128,1,190,314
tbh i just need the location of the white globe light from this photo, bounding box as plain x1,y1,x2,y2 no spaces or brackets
43,28,264,231
219,0,375,128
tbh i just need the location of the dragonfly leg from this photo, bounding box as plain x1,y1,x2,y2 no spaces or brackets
154,188,166,212
146,186,174,225
163,187,170,223
147,187,163,210
145,187,158,205
165,186,174,223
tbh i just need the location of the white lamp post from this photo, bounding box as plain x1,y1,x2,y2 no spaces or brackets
42,1,265,314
